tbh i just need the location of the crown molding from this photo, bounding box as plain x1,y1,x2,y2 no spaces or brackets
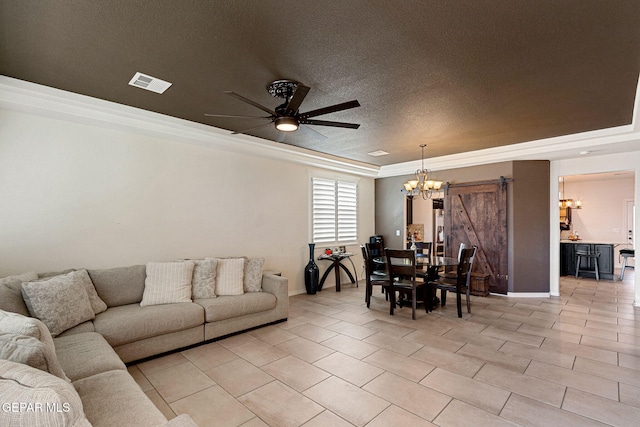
0,76,380,178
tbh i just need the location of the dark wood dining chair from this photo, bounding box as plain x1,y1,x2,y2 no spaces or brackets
441,242,466,280
361,245,390,308
407,241,432,259
385,248,430,320
429,246,476,318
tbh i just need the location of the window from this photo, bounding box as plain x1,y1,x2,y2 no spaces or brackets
312,177,357,244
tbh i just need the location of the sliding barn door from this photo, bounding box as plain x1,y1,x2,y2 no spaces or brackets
444,181,508,294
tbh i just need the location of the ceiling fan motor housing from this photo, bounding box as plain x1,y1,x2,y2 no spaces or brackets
267,80,299,100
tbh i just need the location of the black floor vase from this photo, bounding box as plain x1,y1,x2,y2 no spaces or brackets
304,243,319,294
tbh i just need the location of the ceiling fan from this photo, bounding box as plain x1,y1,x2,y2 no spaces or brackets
205,80,360,138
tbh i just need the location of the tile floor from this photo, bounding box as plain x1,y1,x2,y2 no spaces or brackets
130,271,640,426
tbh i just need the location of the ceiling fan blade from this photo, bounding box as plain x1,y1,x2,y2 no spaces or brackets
284,84,310,116
299,124,328,140
299,119,360,129
204,113,271,119
231,121,274,135
224,91,278,116
297,100,360,119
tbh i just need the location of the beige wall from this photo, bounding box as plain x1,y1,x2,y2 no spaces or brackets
562,175,634,266
0,108,375,294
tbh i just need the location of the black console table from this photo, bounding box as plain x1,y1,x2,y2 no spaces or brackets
317,253,356,292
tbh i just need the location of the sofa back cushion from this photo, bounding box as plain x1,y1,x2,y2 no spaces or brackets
0,360,90,426
88,265,146,307
0,272,38,316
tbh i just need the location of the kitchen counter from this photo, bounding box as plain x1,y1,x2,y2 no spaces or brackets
560,242,615,279
560,240,627,245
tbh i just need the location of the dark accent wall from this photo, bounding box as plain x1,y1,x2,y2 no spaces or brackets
375,160,550,294
511,160,550,292
374,176,406,250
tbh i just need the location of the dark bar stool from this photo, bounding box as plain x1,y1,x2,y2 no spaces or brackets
620,249,635,280
575,247,600,281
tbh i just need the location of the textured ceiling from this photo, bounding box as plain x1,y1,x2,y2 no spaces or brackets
1,1,639,166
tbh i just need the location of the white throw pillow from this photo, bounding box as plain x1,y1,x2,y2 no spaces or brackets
141,261,195,307
216,258,245,296
21,273,95,337
192,258,217,299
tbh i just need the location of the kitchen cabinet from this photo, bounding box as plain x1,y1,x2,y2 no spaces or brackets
560,242,614,280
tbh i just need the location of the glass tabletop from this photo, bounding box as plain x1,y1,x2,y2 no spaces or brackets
373,256,458,267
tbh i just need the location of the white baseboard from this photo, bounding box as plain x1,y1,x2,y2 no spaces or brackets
501,292,551,298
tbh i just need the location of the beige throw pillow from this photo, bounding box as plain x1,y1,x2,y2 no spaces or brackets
74,269,107,315
192,258,217,299
141,261,195,307
244,258,265,292
216,258,245,296
21,273,95,337
0,310,69,381
0,360,90,426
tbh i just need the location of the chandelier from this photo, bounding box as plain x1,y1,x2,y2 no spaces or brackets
403,144,443,199
559,177,582,209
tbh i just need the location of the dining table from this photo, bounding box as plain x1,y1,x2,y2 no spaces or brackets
373,254,459,310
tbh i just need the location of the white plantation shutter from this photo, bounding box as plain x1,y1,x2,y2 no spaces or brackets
312,177,357,244
337,181,357,242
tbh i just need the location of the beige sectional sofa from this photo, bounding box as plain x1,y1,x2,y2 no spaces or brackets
0,260,289,426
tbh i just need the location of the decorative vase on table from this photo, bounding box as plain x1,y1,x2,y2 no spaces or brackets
304,243,320,294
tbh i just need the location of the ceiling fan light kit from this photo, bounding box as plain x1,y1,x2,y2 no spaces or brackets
205,79,360,137
275,116,299,132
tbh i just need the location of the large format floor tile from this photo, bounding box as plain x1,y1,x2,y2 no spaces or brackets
132,272,640,426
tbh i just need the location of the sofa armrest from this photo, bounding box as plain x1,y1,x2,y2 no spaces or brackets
261,273,288,320
165,414,199,427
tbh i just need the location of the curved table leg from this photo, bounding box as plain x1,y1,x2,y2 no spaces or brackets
338,263,356,284
318,263,335,292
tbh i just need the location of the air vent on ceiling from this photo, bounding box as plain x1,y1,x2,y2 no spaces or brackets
128,72,172,94
368,150,389,157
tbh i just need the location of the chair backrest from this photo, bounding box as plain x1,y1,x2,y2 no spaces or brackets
407,241,433,258
455,246,477,287
361,244,372,277
385,249,417,282
368,241,384,258
457,242,466,261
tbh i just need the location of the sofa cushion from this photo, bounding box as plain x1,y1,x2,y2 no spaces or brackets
244,257,265,293
0,271,38,284
216,258,245,296
0,360,90,427
73,369,167,427
0,309,69,381
57,320,95,336
191,258,217,299
93,303,204,347
88,264,146,307
21,272,95,337
195,293,276,322
0,273,37,316
54,332,126,381
141,261,195,307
